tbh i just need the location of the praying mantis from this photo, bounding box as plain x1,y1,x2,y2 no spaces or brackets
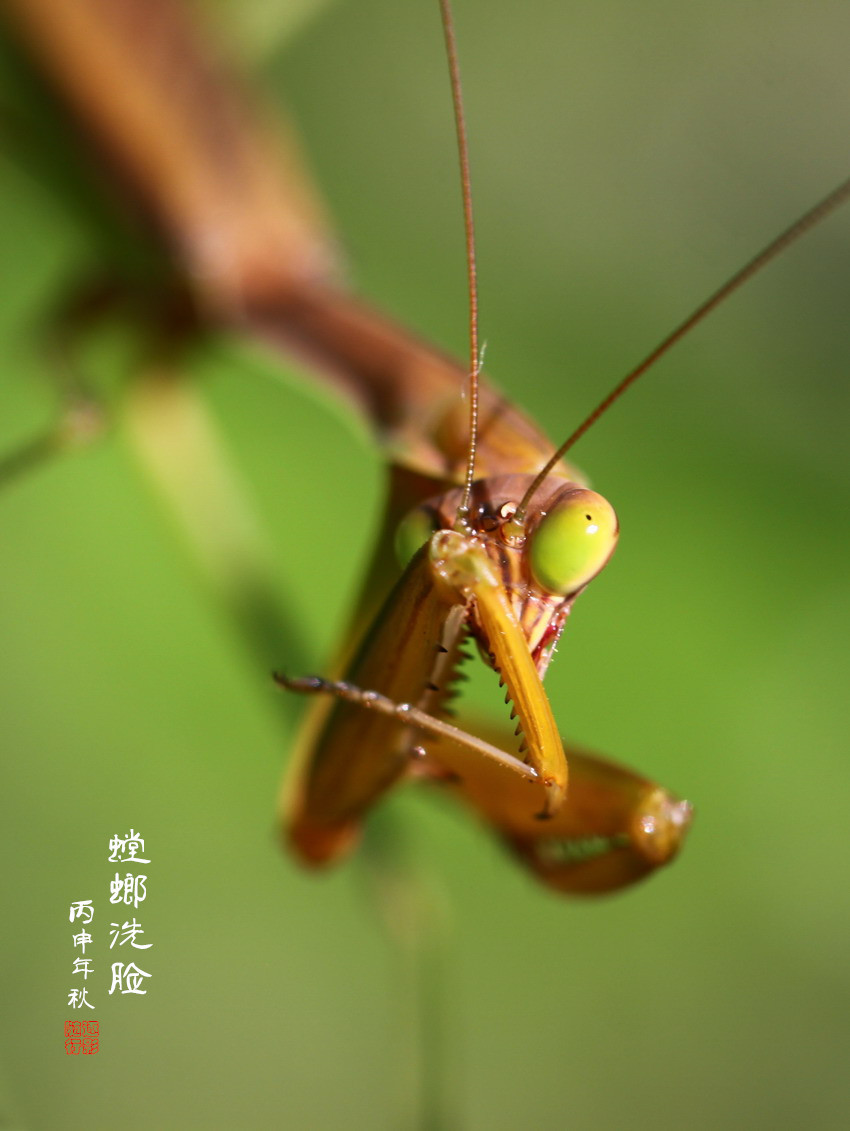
275,2,850,896
3,0,848,900
276,2,698,895
1,0,694,899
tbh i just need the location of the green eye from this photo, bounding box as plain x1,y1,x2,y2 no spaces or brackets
529,489,618,595
395,507,438,568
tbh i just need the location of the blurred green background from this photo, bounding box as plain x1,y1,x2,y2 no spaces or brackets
2,1,850,1128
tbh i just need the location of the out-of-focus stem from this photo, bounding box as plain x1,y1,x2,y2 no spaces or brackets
123,359,308,674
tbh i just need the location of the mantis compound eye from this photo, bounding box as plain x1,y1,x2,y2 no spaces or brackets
395,507,439,568
529,488,618,595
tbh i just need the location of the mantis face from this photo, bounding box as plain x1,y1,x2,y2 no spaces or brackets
399,472,619,678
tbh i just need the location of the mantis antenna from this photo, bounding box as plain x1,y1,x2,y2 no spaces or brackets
515,173,850,523
438,0,480,522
